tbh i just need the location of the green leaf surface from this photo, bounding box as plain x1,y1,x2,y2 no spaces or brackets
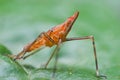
0,44,28,80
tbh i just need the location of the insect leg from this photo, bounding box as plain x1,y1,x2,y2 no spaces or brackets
23,29,56,59
23,31,55,60
44,39,61,68
23,46,45,59
52,39,61,78
44,47,57,69
66,36,106,78
13,47,28,60
14,32,45,60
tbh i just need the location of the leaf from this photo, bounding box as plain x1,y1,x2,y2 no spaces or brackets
0,44,29,80
0,44,11,55
29,67,101,80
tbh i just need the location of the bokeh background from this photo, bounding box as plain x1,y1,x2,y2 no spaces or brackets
0,0,120,80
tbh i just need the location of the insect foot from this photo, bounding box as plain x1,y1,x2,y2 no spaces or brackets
97,74,107,79
13,55,24,61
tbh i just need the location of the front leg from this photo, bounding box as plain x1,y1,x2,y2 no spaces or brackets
13,50,26,60
13,32,45,60
13,43,31,60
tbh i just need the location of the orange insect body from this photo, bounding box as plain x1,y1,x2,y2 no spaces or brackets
26,12,79,52
13,11,106,78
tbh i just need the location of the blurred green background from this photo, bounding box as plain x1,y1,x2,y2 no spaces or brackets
0,0,120,80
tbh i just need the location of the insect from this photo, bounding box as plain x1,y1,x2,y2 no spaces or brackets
13,11,106,78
